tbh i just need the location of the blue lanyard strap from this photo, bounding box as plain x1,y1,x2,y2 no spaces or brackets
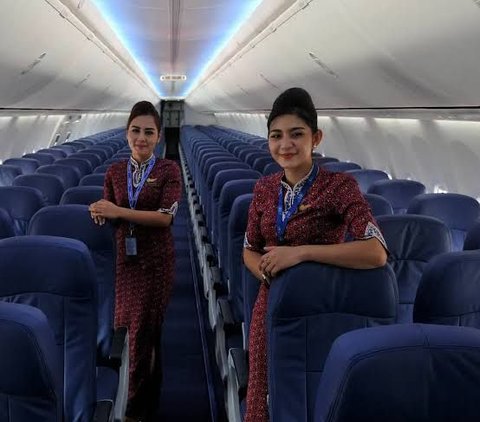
276,164,318,243
127,157,156,210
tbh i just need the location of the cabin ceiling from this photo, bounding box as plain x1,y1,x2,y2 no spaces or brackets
1,0,480,113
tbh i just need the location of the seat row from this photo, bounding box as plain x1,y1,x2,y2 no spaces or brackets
0,128,131,422
179,124,480,421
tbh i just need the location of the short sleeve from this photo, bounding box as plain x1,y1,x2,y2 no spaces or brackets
333,175,388,250
157,161,182,217
103,167,115,203
243,181,265,253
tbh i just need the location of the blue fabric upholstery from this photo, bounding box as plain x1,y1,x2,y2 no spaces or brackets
314,157,338,165
23,153,55,166
94,164,111,174
38,148,68,159
69,153,102,170
314,324,480,422
227,194,253,323
0,302,61,422
414,250,480,327
13,174,64,206
79,173,106,187
464,222,480,250
263,162,282,175
0,208,15,239
28,205,116,361
0,187,44,235
0,236,98,422
83,148,109,161
363,193,393,216
267,262,398,422
321,161,361,172
407,193,480,251
368,179,426,214
55,158,93,177
37,164,81,189
377,215,451,323
60,186,104,205
345,169,390,193
3,158,39,174
0,165,22,186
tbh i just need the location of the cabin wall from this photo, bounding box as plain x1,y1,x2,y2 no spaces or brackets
183,104,217,126
214,112,480,200
0,111,127,162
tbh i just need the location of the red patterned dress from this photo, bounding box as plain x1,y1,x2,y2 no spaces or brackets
243,166,386,422
104,157,182,415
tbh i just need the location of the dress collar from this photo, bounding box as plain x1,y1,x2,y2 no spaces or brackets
280,164,316,193
129,154,155,170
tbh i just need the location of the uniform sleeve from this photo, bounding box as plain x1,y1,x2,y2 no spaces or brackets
243,181,265,253
157,161,182,217
103,167,115,203
333,174,388,250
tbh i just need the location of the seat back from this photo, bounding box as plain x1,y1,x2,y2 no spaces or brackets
321,161,361,172
3,158,39,174
36,164,81,189
38,148,68,159
60,186,104,205
0,208,15,239
407,193,480,251
0,187,44,235
345,169,390,193
28,205,115,361
413,250,480,327
0,301,61,422
0,165,22,187
368,179,426,214
267,262,398,421
79,173,106,187
377,215,451,323
55,158,92,177
314,324,480,422
363,193,393,217
464,222,480,250
0,236,98,422
23,153,55,166
13,174,64,206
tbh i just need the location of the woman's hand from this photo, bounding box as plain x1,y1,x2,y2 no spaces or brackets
258,246,303,278
89,200,121,224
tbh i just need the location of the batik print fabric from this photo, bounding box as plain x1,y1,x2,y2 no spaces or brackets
104,157,181,416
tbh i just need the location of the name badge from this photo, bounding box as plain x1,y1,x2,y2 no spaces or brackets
125,236,137,256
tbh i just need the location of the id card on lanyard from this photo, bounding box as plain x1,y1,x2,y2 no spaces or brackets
125,157,156,256
276,164,317,244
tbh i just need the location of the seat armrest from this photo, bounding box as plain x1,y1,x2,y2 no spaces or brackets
109,326,127,368
92,399,113,422
229,348,248,399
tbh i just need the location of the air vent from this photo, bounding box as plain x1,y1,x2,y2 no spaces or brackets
20,52,47,75
160,75,187,81
308,52,338,78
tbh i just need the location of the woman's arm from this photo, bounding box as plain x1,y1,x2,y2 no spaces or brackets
243,248,265,281
89,199,172,227
260,238,387,277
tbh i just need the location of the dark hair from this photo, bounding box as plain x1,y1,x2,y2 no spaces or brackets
127,101,161,132
267,87,318,133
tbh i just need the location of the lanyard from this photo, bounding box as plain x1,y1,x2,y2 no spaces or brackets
276,164,317,243
127,157,156,210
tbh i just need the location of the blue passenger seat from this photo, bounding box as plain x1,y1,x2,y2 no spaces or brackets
368,179,426,214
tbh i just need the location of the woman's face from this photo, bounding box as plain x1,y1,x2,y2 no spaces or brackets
268,114,322,172
127,115,160,161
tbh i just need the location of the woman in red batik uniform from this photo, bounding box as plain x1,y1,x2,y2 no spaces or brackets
243,88,388,422
89,101,181,421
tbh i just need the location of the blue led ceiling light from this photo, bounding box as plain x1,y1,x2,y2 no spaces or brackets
91,0,162,97
180,0,263,98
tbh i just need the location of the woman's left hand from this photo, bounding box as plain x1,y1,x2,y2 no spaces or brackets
88,199,121,219
259,246,303,278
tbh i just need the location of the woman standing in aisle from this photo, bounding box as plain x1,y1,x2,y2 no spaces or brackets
243,87,388,421
89,101,181,421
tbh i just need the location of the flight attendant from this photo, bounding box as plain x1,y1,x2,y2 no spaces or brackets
243,88,388,421
89,101,181,421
